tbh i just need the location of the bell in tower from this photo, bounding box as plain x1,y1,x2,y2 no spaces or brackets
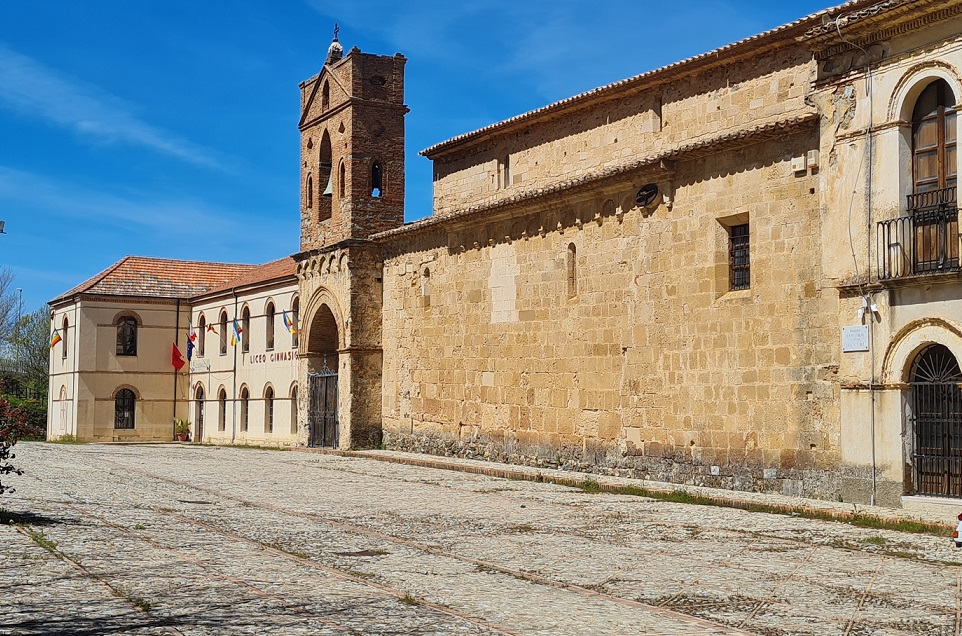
297,27,408,252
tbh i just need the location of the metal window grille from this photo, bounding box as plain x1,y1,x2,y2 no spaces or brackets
729,223,750,291
114,389,135,429
116,318,137,356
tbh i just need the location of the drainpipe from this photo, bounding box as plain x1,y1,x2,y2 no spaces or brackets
173,298,181,440
231,288,238,444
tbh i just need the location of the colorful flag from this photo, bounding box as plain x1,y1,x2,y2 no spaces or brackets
171,343,186,371
50,328,62,349
283,310,297,335
231,319,242,346
186,338,194,361
206,324,218,335
187,323,197,343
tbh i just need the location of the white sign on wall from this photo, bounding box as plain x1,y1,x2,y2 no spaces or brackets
841,325,869,352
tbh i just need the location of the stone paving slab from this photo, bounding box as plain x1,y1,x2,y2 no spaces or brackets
1,442,961,635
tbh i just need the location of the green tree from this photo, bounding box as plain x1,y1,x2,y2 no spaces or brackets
10,307,50,392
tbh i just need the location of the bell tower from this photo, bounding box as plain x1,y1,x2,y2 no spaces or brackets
298,27,408,251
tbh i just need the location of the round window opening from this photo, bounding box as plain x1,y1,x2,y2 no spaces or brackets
636,183,659,207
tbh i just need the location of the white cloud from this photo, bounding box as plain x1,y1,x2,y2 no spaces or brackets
0,43,224,170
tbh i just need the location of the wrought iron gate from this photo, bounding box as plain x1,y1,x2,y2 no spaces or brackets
308,364,338,448
911,344,962,498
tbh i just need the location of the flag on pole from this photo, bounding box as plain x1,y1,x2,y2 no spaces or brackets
50,329,62,349
206,324,218,335
231,319,242,346
187,323,197,343
186,338,194,361
171,343,186,371
282,310,297,335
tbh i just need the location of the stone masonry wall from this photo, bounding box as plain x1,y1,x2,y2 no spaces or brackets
382,128,842,499
430,45,813,217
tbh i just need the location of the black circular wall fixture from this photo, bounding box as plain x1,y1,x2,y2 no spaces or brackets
635,183,659,207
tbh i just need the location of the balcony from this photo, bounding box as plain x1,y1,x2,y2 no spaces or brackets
877,186,959,281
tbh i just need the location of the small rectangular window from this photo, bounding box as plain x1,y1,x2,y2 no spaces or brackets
729,223,750,291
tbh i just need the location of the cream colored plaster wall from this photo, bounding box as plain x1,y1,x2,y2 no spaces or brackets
431,46,814,216
384,129,838,496
190,282,299,447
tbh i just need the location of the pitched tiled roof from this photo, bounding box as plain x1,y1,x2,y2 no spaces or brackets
420,0,878,158
198,256,297,298
50,256,258,305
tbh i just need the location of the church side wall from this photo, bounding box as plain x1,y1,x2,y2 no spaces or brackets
430,46,814,216
382,127,840,498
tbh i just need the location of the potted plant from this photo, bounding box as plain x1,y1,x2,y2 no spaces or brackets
174,418,191,442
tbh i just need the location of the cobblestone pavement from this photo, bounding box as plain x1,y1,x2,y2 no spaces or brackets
2,443,961,635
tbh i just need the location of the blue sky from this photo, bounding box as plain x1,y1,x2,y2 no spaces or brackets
0,1,833,312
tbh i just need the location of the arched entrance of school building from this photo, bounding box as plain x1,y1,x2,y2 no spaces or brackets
307,303,339,448
909,344,962,497
194,385,205,443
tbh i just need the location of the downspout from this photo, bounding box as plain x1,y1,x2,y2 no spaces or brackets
836,16,878,505
231,288,238,444
173,298,181,441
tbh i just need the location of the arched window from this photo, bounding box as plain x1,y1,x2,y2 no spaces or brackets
911,79,958,272
421,268,431,307
219,311,228,355
114,388,135,429
567,243,577,298
116,316,137,356
61,316,68,360
240,386,249,432
322,80,330,111
910,343,962,497
241,306,251,353
265,386,274,434
198,315,207,357
218,387,227,432
266,302,275,351
195,385,205,441
500,155,510,189
290,385,298,434
339,160,346,198
59,386,67,432
371,161,383,197
307,174,314,209
319,130,333,222
291,297,300,349
913,79,957,194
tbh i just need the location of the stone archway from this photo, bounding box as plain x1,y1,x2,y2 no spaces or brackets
307,303,339,448
909,343,962,498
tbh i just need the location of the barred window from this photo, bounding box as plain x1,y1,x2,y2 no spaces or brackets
729,223,750,291
218,388,227,432
265,386,274,434
114,389,135,429
116,317,137,356
240,387,249,432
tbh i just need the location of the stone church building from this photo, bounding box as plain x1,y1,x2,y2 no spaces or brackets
49,0,962,510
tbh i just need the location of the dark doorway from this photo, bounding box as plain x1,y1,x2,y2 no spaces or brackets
195,386,205,443
910,343,962,497
307,303,339,448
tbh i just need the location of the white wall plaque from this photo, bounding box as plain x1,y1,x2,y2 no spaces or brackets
841,325,869,352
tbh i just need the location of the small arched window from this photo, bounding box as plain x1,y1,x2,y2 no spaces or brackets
198,315,207,357
266,302,275,351
371,161,382,197
240,386,249,432
116,316,137,356
322,80,330,110
421,268,431,307
265,386,274,434
566,243,577,298
500,155,510,189
114,388,135,430
291,297,300,349
241,306,251,353
307,174,314,209
219,311,228,355
339,160,346,198
290,385,298,434
218,387,227,432
61,316,68,360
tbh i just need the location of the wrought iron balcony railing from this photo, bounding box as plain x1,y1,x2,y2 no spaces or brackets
877,186,959,280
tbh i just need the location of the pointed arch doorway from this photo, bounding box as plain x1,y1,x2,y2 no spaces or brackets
307,303,339,448
910,343,962,497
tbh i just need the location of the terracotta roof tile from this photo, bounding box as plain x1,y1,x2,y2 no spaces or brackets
50,256,258,304
199,256,297,298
